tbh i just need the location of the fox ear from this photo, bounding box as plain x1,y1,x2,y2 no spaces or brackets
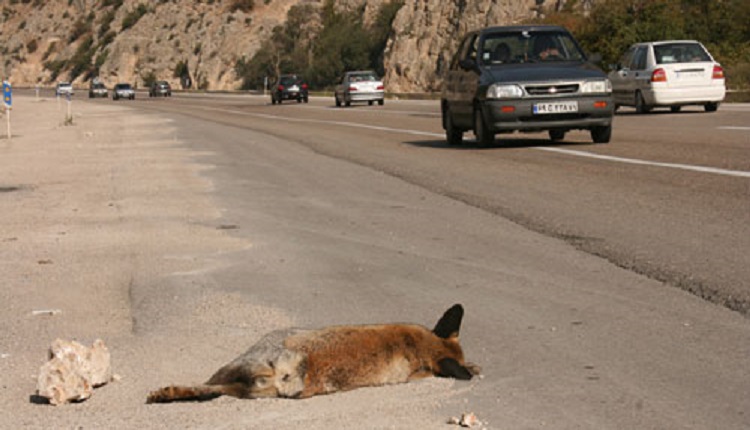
433,304,464,339
436,358,473,380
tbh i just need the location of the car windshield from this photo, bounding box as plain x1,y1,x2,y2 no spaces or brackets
116,84,131,90
654,43,711,64
93,83,105,89
479,31,587,65
349,73,378,82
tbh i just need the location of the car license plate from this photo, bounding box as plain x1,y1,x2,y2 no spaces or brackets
533,101,579,114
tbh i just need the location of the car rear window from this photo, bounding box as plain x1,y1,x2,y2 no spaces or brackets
349,73,378,82
654,43,711,64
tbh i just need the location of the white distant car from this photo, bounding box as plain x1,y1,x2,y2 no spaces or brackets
112,83,135,100
608,40,725,113
334,71,385,107
56,82,74,97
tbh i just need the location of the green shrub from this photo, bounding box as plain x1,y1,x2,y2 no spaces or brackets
229,0,254,13
121,4,149,31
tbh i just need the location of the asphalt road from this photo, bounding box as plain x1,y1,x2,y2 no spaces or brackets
67,91,750,428
126,92,750,315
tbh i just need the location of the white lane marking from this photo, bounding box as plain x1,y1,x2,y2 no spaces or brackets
718,126,750,131
536,147,750,178
197,106,750,179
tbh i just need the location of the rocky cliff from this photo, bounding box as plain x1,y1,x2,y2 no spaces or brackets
0,0,554,92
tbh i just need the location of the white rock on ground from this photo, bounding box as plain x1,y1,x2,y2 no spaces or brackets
36,339,112,406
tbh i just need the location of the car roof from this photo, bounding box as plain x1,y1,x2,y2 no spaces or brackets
633,40,701,46
478,25,569,34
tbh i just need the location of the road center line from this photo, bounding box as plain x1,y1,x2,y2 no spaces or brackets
199,106,750,179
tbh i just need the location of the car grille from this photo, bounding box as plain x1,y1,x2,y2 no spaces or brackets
525,83,579,96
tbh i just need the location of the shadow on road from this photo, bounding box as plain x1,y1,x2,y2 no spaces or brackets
402,137,598,150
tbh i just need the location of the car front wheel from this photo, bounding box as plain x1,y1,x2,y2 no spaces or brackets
474,108,494,147
591,125,612,144
635,91,651,114
444,106,463,146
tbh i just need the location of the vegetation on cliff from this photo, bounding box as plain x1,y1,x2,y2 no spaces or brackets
235,0,404,90
538,0,750,89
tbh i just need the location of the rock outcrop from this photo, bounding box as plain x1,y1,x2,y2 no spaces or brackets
0,0,561,92
383,0,541,93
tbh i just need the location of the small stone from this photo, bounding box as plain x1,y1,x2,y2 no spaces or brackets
459,412,479,427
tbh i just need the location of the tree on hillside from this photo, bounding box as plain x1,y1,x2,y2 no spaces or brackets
235,0,406,90
537,0,749,88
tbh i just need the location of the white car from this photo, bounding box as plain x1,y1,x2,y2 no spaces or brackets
112,83,135,100
608,40,725,113
334,71,384,107
56,82,74,97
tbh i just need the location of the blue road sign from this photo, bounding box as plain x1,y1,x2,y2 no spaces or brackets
2,81,11,107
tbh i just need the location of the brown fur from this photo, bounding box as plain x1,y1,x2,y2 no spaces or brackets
147,304,479,403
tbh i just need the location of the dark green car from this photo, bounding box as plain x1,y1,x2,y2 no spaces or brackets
441,25,614,146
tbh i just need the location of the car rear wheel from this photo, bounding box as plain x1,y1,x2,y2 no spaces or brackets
635,91,651,114
549,130,566,142
378,99,384,106
670,106,682,113
444,107,463,146
704,102,719,112
591,125,612,144
335,95,341,107
474,108,494,147
368,100,374,106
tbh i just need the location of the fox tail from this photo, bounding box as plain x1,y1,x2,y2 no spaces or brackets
146,383,243,403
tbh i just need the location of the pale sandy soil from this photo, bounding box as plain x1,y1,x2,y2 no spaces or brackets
0,96,478,429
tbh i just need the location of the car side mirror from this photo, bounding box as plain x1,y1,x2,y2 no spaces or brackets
459,58,478,72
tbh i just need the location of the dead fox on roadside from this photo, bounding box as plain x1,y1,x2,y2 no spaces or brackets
147,304,480,403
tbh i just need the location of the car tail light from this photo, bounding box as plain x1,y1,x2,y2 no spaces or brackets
651,68,667,83
377,85,384,90
278,85,284,91
712,65,724,79
594,101,608,109
301,83,308,90
348,86,358,92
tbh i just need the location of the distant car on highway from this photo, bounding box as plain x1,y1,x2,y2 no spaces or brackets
88,81,108,98
270,74,308,104
56,82,74,97
441,25,614,146
149,80,172,97
608,40,725,113
334,71,385,107
112,83,135,100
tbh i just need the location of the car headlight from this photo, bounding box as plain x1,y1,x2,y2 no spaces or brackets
487,84,524,99
581,79,612,94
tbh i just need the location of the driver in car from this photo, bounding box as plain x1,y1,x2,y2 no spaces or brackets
533,36,561,60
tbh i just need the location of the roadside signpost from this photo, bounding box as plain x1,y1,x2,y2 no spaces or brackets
2,80,10,139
